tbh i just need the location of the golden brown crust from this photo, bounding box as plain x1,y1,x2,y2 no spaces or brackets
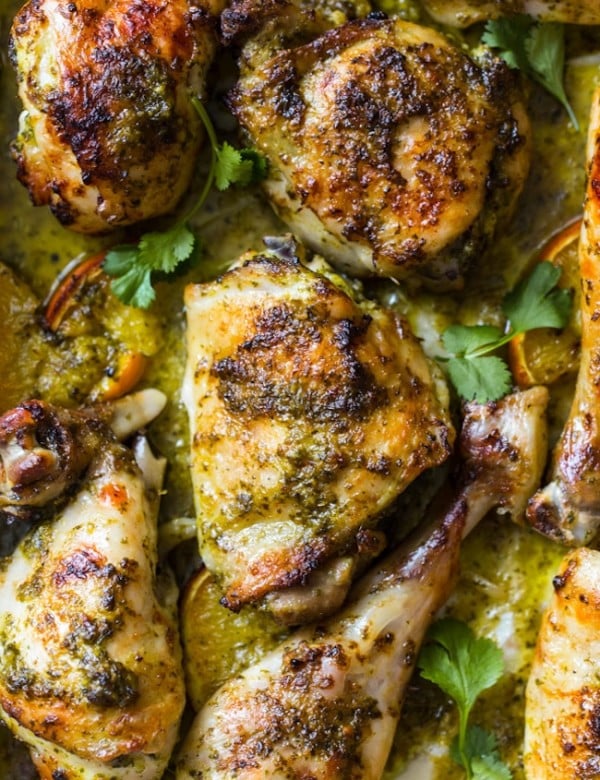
230,18,531,288
0,410,184,773
10,0,224,232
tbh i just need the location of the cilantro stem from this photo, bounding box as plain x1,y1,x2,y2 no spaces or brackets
563,98,579,131
466,330,516,359
458,710,472,779
185,98,218,223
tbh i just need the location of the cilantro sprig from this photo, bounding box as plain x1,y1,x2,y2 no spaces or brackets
442,261,572,403
418,618,511,780
103,98,267,308
482,17,578,129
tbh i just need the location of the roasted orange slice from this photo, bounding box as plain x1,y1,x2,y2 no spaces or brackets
43,252,161,402
180,569,288,711
508,219,581,388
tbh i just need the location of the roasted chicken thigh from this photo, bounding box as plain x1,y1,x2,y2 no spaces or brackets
228,13,531,288
9,0,224,233
0,395,185,779
421,0,600,27
183,238,454,622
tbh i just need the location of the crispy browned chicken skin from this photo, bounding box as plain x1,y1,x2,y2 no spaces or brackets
9,0,224,233
228,11,531,289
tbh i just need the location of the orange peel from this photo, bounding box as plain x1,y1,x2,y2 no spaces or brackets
508,218,582,389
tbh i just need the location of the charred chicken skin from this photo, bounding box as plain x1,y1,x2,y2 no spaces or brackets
183,238,454,623
9,0,224,233
227,12,531,289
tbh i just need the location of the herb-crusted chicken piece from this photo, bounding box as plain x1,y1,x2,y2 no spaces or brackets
9,0,224,233
182,238,454,623
525,547,600,779
421,0,600,27
0,397,185,779
227,12,531,289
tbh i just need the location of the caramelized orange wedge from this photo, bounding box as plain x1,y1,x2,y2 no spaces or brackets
43,252,160,402
508,218,581,389
180,569,288,711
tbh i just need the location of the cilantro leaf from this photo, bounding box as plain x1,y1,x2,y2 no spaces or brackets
137,223,196,274
525,23,578,129
503,260,572,333
103,223,196,308
442,325,503,357
419,619,504,716
451,725,498,764
107,261,155,309
471,754,513,780
215,142,256,190
102,244,139,277
419,619,508,780
482,17,578,129
103,245,156,308
482,17,532,71
446,356,512,403
215,142,268,190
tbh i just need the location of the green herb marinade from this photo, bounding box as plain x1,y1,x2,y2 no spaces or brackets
0,1,599,778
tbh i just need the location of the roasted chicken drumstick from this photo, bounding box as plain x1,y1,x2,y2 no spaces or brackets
9,0,224,233
176,386,549,780
0,393,185,780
